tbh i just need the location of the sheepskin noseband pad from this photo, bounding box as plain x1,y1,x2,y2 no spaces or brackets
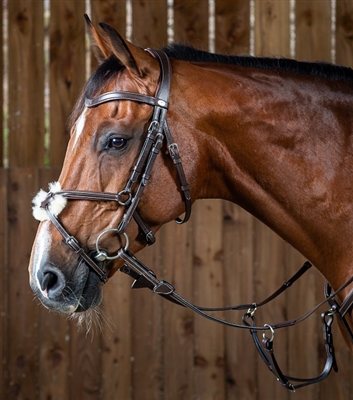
32,182,67,222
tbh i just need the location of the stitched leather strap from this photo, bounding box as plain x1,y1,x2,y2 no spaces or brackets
85,91,168,109
43,204,108,283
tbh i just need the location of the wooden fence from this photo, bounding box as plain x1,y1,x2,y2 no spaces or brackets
1,0,353,399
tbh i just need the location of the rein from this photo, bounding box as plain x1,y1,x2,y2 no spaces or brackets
37,49,353,392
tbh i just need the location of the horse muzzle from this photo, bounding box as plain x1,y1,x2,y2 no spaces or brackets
29,223,103,314
30,259,103,314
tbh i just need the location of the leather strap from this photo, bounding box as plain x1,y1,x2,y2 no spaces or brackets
338,287,353,317
43,204,108,283
85,91,168,109
243,312,337,392
325,282,353,344
118,250,341,392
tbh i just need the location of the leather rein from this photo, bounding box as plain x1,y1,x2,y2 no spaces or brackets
39,48,353,392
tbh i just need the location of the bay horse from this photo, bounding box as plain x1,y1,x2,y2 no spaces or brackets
29,16,353,390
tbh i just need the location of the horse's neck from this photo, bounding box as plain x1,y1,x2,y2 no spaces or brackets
174,63,353,286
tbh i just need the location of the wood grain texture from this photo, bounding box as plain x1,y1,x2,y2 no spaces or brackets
130,242,164,400
8,0,45,167
215,0,250,55
0,169,7,400
1,2,353,399
6,168,40,399
100,273,133,400
49,1,86,167
131,0,168,48
192,200,226,400
161,221,195,399
254,0,290,57
296,0,332,61
222,203,257,400
90,0,126,72
174,0,209,50
336,0,353,67
0,0,3,167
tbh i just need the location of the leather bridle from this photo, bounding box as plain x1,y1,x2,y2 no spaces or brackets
40,48,191,284
38,48,353,392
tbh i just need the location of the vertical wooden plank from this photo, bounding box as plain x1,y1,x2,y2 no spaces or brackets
6,168,40,399
90,0,126,71
90,4,132,399
222,203,256,400
130,241,164,400
91,0,126,29
100,274,133,400
68,321,101,400
129,2,168,399
336,0,353,67
161,221,195,399
49,1,86,167
192,200,225,400
253,2,290,398
37,167,70,400
0,0,3,167
215,0,250,55
296,0,332,61
8,0,44,167
254,0,290,57
174,0,209,50
0,169,7,400
131,0,168,48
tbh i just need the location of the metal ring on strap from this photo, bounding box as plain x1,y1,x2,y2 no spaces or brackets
95,230,129,261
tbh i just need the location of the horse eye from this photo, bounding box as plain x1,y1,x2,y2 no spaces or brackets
108,137,127,150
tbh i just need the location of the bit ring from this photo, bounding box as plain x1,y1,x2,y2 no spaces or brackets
95,230,129,261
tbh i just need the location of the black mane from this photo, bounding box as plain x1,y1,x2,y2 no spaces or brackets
163,43,353,82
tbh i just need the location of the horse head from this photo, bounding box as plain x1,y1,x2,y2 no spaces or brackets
29,16,194,314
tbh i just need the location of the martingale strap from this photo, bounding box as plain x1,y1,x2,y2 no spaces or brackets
242,312,337,391
118,249,343,392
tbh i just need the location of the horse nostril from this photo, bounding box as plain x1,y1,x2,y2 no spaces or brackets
38,267,66,299
41,271,58,292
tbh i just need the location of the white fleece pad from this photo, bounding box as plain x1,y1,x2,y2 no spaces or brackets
32,181,67,221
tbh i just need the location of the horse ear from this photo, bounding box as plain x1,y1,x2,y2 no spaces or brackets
84,15,151,78
84,14,112,63
98,22,142,77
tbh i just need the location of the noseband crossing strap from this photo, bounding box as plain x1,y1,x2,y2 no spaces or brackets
37,49,353,392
